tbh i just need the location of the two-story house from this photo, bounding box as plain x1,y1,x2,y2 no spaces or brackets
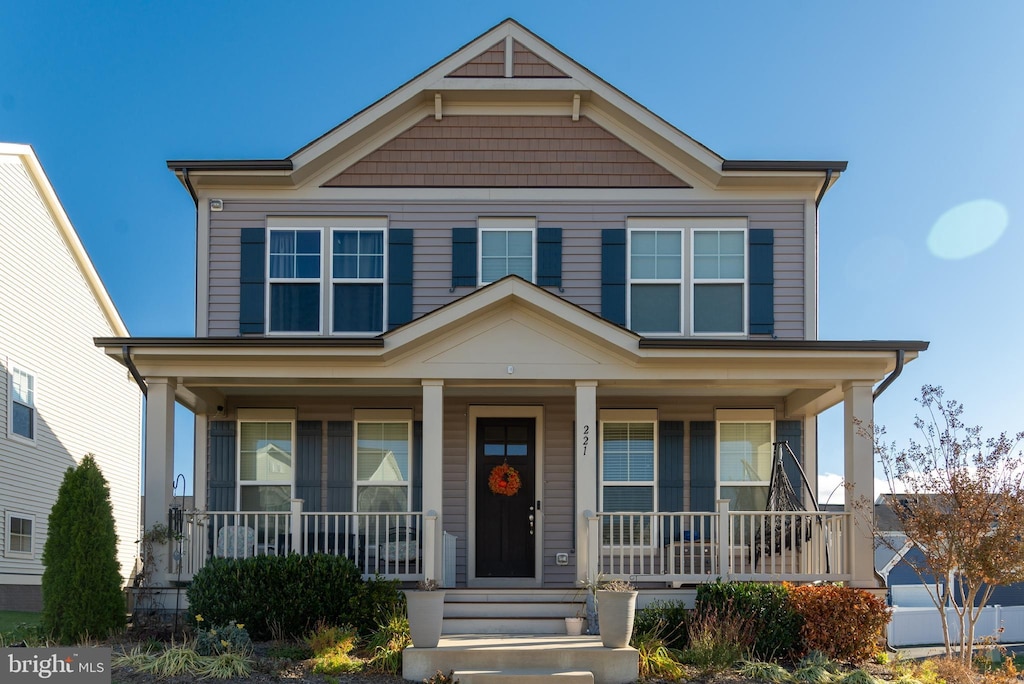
1,143,142,611
97,20,925,611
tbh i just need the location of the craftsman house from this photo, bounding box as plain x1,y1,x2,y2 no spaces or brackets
97,20,926,614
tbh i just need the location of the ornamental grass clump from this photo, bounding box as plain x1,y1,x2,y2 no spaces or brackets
365,607,410,674
739,660,792,683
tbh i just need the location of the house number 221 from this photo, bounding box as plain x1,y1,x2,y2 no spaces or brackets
581,424,590,456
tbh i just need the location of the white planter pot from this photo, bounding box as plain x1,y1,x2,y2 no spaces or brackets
404,589,446,648
596,590,637,648
564,616,585,636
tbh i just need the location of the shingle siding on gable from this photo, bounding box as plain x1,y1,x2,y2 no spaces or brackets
205,200,805,339
447,41,506,77
322,116,688,188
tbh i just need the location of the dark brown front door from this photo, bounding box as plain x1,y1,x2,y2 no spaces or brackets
475,417,536,578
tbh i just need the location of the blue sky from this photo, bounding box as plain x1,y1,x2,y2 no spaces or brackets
3,2,1022,498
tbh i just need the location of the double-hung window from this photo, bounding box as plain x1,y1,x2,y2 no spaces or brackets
600,410,657,545
717,409,774,512
5,512,34,557
237,409,295,512
8,365,35,442
332,228,385,333
480,218,535,284
354,410,412,514
268,228,322,333
627,218,747,335
267,218,388,335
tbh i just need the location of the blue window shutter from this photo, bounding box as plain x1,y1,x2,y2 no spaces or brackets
537,227,562,287
659,421,685,539
776,420,803,506
412,421,423,512
208,421,236,511
239,228,266,334
451,227,477,287
689,421,716,515
327,421,353,512
748,229,774,335
388,228,413,329
601,229,626,325
296,421,322,512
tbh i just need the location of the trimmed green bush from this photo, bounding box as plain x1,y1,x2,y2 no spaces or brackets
695,581,803,661
41,454,126,643
187,554,402,639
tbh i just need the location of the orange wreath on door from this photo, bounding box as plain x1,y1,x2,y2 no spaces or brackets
488,462,522,496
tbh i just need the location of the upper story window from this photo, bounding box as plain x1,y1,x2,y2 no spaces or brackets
266,218,388,335
354,410,412,514
269,229,322,333
5,512,34,558
237,409,295,512
627,218,747,336
479,218,536,285
332,229,385,333
8,364,36,442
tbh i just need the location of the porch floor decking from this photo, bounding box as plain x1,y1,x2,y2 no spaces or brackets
402,635,639,684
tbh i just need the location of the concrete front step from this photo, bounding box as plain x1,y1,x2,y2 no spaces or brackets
441,589,585,636
402,634,638,684
454,669,594,683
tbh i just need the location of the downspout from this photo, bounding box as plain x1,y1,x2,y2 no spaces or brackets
873,348,906,402
180,167,198,207
122,345,148,396
814,168,834,209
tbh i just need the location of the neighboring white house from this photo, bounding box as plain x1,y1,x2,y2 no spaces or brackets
0,143,142,611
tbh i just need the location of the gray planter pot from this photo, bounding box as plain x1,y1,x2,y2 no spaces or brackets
404,589,446,648
596,589,637,648
564,616,585,636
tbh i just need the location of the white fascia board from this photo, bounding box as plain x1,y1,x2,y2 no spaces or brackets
0,143,130,337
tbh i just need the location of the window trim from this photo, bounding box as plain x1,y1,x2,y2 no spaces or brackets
478,217,537,286
715,408,775,510
625,217,748,337
690,227,748,336
599,409,658,547
5,511,35,558
265,226,325,335
236,408,296,512
264,217,390,337
353,409,413,513
7,362,36,445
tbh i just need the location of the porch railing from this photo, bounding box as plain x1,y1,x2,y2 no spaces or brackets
180,501,428,581
587,501,851,584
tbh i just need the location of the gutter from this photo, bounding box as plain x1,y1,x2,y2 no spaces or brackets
872,348,906,402
122,345,148,396
814,168,834,209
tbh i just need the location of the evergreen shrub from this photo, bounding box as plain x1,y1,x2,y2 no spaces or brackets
187,554,402,639
41,454,126,643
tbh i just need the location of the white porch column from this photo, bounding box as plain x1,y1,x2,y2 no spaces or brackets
575,380,597,584
193,414,208,512
843,380,876,587
422,380,444,582
144,377,176,577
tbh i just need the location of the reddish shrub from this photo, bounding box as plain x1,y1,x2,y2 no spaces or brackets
788,584,891,662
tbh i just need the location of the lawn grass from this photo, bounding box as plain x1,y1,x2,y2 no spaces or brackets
0,610,41,634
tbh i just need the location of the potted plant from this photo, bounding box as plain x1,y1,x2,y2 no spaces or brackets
404,578,445,648
595,578,637,648
564,599,586,636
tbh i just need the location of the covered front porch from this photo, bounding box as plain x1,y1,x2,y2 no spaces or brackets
98,279,926,600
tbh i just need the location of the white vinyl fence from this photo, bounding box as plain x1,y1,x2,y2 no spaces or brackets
888,605,1024,647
